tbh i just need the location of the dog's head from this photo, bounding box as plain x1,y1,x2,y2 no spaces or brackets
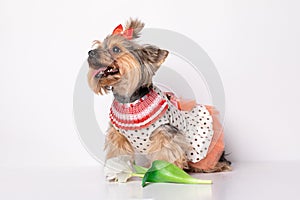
87,19,168,99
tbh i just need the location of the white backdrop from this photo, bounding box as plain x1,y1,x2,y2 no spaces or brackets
1,0,300,167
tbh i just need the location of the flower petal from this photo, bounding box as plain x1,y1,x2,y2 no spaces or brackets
104,155,134,182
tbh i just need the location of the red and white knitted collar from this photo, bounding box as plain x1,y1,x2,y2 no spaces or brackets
109,89,168,130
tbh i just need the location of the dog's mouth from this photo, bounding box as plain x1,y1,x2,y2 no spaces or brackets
92,65,120,79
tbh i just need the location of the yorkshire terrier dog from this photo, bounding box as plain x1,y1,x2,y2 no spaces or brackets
87,19,231,172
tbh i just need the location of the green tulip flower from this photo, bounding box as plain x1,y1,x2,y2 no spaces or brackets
142,160,212,187
104,156,212,187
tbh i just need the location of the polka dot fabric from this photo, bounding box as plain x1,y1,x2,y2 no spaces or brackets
110,86,214,163
117,115,169,154
181,106,214,162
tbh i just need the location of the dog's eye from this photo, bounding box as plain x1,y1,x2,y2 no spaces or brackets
112,46,121,53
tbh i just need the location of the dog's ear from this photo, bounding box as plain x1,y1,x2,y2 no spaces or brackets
125,18,145,39
138,45,169,69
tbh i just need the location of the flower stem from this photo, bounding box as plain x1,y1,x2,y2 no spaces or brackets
176,177,212,184
190,178,212,184
131,173,145,178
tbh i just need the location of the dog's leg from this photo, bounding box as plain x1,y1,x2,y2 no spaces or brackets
189,153,232,173
147,125,189,169
105,124,134,160
205,152,232,172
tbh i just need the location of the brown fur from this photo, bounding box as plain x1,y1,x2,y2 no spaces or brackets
189,162,232,173
147,125,190,169
125,18,145,39
87,18,231,172
105,124,134,159
109,53,142,97
87,20,168,97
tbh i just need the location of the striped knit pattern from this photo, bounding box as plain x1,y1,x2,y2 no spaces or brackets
109,89,169,130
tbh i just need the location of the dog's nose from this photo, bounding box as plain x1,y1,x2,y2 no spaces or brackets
88,49,98,57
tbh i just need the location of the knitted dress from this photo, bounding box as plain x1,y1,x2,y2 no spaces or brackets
109,86,224,168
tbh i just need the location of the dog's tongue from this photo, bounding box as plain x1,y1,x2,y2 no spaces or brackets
92,67,107,77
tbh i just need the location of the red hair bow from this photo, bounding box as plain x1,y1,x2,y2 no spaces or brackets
112,24,133,40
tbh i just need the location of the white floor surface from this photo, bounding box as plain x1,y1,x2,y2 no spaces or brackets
0,162,299,200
